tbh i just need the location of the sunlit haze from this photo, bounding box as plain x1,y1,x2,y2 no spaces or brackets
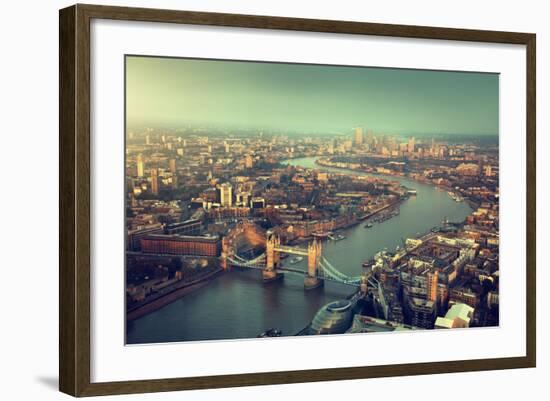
126,56,499,136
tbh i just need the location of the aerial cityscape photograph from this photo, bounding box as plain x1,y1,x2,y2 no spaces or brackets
124,56,500,344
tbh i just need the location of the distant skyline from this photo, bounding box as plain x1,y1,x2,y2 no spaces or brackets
126,56,499,136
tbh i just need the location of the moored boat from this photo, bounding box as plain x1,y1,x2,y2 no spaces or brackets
257,328,283,338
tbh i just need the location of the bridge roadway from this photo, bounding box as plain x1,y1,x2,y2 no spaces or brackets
227,251,362,286
233,262,361,287
273,245,309,256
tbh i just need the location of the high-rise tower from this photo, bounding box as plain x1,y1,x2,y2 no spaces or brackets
136,154,144,177
353,127,364,146
151,168,159,195
219,183,233,207
408,137,415,154
169,158,177,174
427,271,439,303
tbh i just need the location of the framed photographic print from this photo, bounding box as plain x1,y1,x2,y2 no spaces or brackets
59,4,536,397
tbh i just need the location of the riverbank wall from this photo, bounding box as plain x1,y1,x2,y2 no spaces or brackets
127,267,224,321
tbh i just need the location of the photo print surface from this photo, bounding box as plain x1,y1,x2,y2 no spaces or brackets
124,56,499,344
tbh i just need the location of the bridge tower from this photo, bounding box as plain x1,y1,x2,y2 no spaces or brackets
263,233,281,282
304,239,323,289
360,275,369,295
220,236,231,270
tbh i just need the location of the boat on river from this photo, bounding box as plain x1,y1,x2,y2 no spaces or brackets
447,191,464,202
377,210,400,223
257,328,282,338
312,231,331,239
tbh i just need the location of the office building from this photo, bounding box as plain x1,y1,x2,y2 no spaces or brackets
236,192,251,207
408,137,415,153
140,234,221,257
151,168,159,195
434,303,474,329
136,153,144,177
250,197,266,209
353,127,364,145
245,154,254,169
427,271,439,302
218,182,233,207
406,297,436,329
169,158,177,174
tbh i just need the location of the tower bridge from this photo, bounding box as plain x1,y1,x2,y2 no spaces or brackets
221,223,363,289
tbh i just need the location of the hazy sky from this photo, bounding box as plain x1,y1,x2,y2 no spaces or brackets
126,56,499,135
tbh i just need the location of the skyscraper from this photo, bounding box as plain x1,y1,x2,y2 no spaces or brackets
172,174,178,189
427,271,439,303
353,127,364,146
218,183,233,207
137,154,144,177
245,154,254,169
366,130,374,146
408,137,415,154
169,158,177,174
151,168,159,195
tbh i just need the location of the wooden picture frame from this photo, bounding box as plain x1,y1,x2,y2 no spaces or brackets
59,3,536,397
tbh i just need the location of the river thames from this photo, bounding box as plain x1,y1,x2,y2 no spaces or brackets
126,157,472,344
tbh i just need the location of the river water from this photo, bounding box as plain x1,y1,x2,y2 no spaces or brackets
126,157,472,344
